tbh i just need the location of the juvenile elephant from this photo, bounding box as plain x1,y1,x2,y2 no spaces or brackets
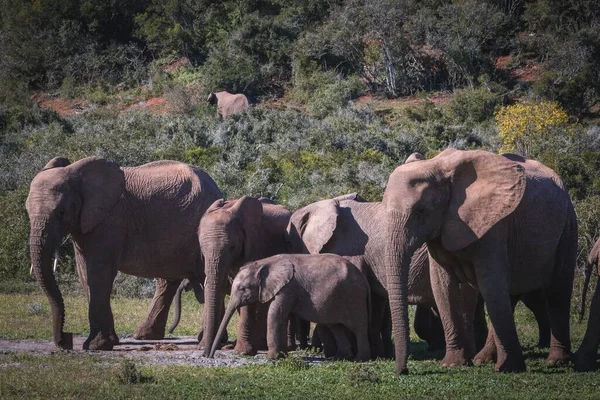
199,196,291,357
287,193,485,359
209,254,372,361
383,149,577,374
574,237,600,371
207,91,249,119
26,157,222,350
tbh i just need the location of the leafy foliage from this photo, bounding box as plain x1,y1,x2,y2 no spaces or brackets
495,101,573,156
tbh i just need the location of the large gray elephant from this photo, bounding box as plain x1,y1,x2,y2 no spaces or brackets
574,237,600,371
209,254,372,361
199,196,291,357
207,91,249,119
383,149,577,374
25,157,222,350
287,193,485,359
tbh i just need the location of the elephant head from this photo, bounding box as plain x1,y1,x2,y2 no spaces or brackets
199,196,265,357
209,258,294,357
383,149,525,374
25,156,125,349
207,92,218,105
286,193,365,254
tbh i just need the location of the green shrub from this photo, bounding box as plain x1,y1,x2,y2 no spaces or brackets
445,85,504,126
289,63,365,118
0,187,32,282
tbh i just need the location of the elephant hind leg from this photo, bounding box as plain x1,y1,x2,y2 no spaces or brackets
328,324,354,360
520,289,551,349
546,220,576,366
134,278,180,340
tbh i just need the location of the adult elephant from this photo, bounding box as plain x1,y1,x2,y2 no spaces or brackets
574,237,600,371
287,193,484,359
207,91,249,119
384,149,577,374
26,157,222,350
199,196,291,357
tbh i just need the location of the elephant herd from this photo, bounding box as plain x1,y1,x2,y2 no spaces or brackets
24,149,600,374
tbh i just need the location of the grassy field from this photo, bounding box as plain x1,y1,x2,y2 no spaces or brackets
1,291,599,399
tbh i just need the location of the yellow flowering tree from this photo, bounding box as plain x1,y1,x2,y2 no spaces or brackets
495,101,573,156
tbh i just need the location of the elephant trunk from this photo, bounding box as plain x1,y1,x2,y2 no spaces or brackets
29,232,73,350
209,300,238,358
385,212,414,375
202,274,224,357
168,281,186,333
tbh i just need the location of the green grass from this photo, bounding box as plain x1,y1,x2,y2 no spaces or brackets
0,292,238,339
0,292,599,399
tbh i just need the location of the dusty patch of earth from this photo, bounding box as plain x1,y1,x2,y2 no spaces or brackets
0,336,325,367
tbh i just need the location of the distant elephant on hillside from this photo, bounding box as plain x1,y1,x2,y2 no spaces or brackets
207,91,249,119
574,237,600,371
26,157,222,350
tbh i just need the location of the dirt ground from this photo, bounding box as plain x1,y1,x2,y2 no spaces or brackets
0,336,326,367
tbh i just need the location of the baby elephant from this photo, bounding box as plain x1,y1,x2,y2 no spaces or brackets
209,254,371,361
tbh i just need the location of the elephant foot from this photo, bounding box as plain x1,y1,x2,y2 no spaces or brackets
221,342,236,350
473,346,496,365
440,349,472,367
574,351,597,372
494,353,526,372
83,331,118,350
234,341,257,356
547,348,571,366
55,332,73,350
267,349,287,360
133,325,165,340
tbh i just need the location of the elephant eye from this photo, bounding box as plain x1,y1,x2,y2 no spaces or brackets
414,207,425,218
57,211,65,219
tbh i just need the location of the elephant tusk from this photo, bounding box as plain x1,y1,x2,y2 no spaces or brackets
53,249,59,273
30,264,33,275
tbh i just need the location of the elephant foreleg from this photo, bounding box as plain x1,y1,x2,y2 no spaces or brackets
429,256,476,367
474,295,519,365
369,294,388,358
134,278,180,340
83,263,119,350
575,277,600,371
234,304,258,355
266,296,293,359
472,241,525,372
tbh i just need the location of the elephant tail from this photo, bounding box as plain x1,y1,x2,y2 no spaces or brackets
168,281,186,333
580,254,598,323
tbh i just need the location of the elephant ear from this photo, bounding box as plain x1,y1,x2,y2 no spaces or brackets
68,157,125,233
257,258,294,303
43,157,71,171
230,196,265,261
440,149,526,251
331,193,366,203
290,199,339,254
405,152,424,163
